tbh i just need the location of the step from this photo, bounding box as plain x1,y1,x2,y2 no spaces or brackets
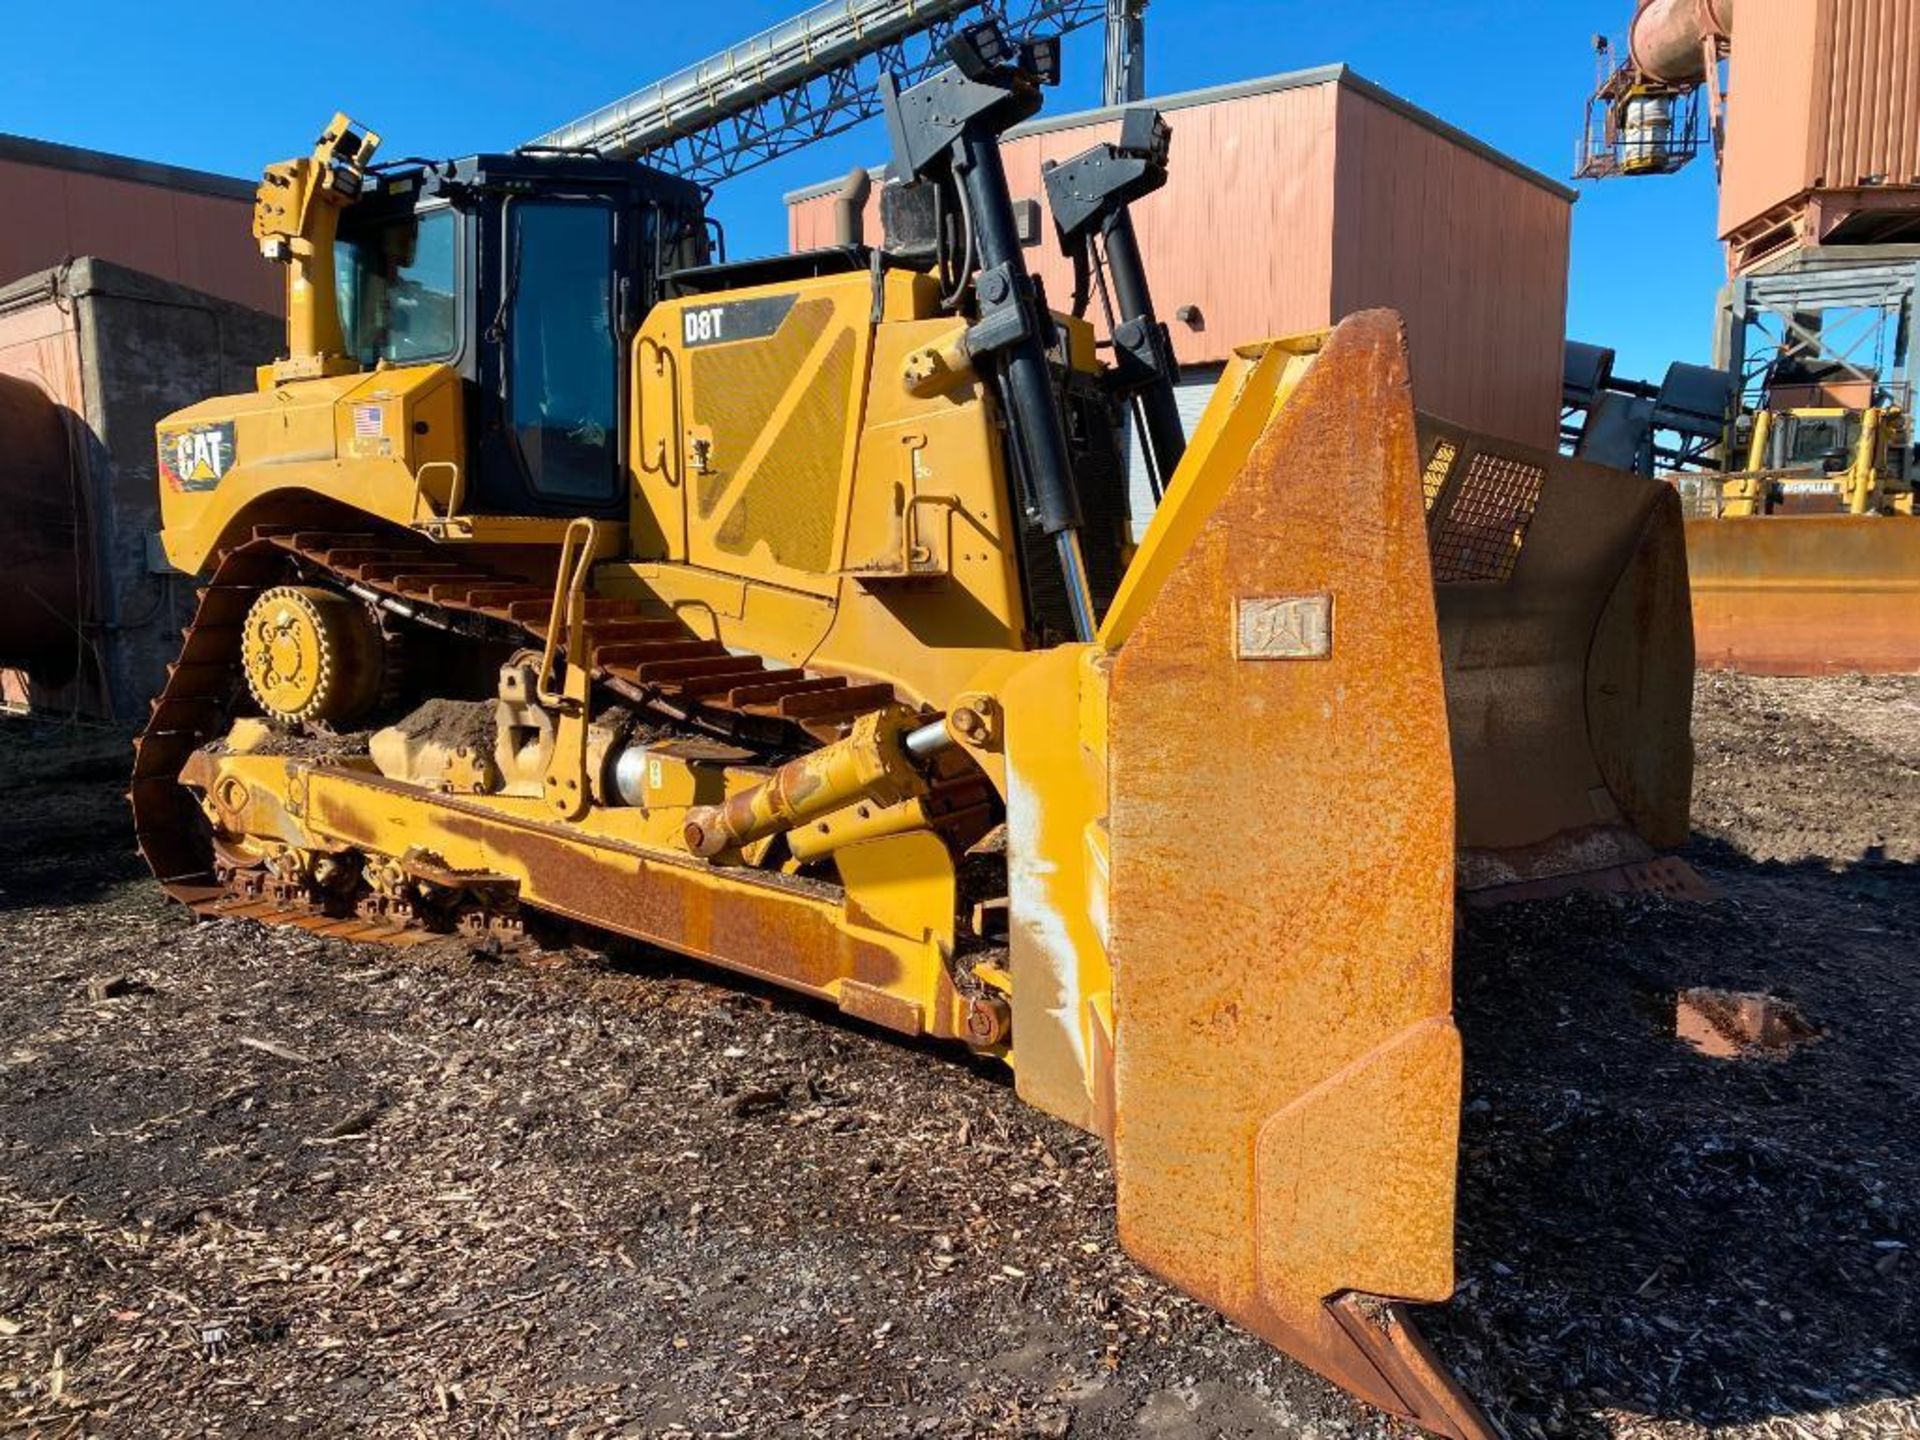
593,639,724,671
725,675,846,707
776,683,895,720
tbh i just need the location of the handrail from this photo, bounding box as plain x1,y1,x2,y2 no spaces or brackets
537,518,602,707
635,336,684,491
409,460,465,523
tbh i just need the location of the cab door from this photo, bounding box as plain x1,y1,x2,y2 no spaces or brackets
472,197,628,519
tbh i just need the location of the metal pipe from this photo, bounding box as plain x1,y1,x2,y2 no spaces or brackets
904,718,956,759
1053,530,1100,643
1629,0,1735,86
832,166,873,247
284,198,348,366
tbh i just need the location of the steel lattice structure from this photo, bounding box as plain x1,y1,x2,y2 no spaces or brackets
530,0,1110,186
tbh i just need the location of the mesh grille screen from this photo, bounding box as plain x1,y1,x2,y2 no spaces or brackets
688,299,832,520
1430,450,1545,583
1421,439,1459,513
713,330,855,574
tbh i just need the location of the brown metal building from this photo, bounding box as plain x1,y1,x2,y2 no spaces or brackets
787,65,1575,453
1719,0,1920,271
0,137,281,718
0,133,279,313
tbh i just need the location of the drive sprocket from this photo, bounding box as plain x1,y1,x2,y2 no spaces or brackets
240,584,387,725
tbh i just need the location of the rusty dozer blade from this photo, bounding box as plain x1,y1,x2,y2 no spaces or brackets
1685,513,1920,675
1100,311,1494,1438
1417,416,1696,899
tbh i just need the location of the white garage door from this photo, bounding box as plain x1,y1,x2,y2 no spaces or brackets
1120,368,1224,540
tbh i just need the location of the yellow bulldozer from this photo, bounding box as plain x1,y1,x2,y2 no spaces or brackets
135,29,1694,1437
1686,400,1920,674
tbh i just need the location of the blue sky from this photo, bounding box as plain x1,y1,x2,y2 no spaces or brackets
0,0,1722,380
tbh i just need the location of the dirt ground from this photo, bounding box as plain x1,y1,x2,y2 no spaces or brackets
0,673,1915,1439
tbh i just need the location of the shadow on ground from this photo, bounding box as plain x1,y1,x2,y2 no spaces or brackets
0,719,144,911
1428,837,1919,1438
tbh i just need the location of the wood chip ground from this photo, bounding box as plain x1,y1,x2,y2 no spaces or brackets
1,674,1914,1437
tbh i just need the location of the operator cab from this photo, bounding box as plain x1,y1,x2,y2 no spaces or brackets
334,152,708,520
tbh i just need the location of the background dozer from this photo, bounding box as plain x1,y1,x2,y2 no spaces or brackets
134,26,1692,1437
1571,0,1920,679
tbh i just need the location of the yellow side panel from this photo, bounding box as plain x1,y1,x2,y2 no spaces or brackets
808,312,1033,706
998,644,1114,1133
634,274,878,599
628,268,1035,709
157,363,464,573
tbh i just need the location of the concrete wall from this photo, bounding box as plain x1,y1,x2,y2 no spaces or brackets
0,259,280,719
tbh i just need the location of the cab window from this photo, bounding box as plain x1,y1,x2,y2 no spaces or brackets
337,206,458,366
508,201,619,502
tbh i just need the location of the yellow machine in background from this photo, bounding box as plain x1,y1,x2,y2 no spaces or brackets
1721,404,1914,518
1684,403,1920,674
136,33,1693,1439
1571,0,1920,679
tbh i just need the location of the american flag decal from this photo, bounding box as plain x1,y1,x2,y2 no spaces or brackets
353,404,384,439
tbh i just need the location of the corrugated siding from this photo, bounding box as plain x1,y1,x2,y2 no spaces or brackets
1721,0,1920,240
1015,83,1345,366
1328,87,1568,450
790,80,1343,356
0,159,279,313
1820,0,1920,190
786,75,1568,447
1719,0,1821,236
